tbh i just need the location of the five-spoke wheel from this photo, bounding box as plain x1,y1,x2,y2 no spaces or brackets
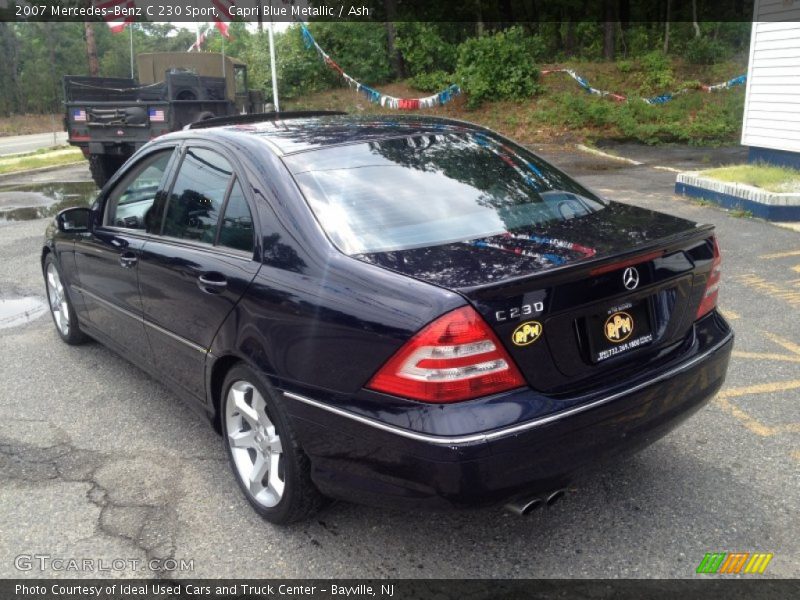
43,255,86,345
221,365,327,524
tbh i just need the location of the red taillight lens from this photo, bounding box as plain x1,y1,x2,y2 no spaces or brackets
367,306,526,403
696,236,722,319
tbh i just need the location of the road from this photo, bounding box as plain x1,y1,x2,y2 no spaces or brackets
0,131,68,156
0,149,798,579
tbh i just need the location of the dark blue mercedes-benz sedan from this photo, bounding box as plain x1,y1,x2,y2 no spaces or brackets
42,113,732,523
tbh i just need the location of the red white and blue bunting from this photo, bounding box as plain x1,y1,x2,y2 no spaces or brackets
540,69,747,105
299,23,461,110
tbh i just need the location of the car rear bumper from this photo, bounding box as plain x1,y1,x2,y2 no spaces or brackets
282,312,733,510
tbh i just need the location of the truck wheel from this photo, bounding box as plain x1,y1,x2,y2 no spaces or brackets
194,111,216,122
89,155,124,189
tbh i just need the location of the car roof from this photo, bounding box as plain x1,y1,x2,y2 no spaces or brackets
174,114,485,157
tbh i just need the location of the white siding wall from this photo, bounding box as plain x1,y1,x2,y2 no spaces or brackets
741,0,800,152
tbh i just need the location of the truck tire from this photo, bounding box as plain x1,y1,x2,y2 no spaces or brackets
89,155,124,189
194,111,216,122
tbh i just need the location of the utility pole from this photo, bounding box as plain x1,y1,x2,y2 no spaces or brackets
268,17,279,112
129,23,135,79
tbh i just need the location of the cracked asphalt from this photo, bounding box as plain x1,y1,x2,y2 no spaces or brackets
0,147,798,579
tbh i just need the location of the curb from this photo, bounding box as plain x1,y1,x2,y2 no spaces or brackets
675,172,800,221
0,160,87,182
575,144,643,166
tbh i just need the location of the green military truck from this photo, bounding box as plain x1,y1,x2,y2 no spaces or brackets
64,52,265,187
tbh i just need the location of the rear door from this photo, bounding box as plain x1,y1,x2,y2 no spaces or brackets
137,144,261,400
73,148,176,365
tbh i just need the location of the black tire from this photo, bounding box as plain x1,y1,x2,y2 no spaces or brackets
221,364,327,524
194,111,216,122
43,254,87,345
88,155,124,189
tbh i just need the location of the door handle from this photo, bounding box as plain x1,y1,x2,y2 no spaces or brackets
119,252,138,268
197,273,227,293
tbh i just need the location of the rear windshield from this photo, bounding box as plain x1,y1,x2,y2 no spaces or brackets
286,132,606,255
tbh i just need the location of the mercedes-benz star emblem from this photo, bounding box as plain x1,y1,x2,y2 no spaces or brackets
622,267,640,290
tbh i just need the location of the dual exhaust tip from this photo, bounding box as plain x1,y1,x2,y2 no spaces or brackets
505,489,567,516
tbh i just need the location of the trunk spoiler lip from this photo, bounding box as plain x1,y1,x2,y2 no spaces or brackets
456,223,715,296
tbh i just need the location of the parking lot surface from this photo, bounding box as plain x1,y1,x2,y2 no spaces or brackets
0,147,797,578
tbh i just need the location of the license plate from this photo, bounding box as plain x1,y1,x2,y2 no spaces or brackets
587,300,654,363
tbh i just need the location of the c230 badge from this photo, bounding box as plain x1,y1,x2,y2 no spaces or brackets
511,321,543,346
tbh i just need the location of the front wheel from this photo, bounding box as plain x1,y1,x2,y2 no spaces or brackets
43,255,87,345
221,365,327,524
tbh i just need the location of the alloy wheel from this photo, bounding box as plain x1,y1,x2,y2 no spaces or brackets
46,262,70,337
225,380,286,508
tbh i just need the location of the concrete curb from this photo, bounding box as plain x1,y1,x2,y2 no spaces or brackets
0,160,87,182
575,144,643,166
675,172,800,221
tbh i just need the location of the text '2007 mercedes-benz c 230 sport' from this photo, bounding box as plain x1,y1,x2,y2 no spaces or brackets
42,113,733,523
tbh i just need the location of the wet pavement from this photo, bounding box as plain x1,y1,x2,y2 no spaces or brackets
0,181,97,225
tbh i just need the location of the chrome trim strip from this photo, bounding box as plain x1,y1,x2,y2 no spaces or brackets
284,331,733,446
76,286,208,355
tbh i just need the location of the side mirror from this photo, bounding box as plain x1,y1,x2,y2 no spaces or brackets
56,207,92,233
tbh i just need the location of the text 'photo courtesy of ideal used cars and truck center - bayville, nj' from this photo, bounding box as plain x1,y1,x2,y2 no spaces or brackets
1,0,799,598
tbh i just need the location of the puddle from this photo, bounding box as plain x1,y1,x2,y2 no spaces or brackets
0,296,48,329
0,181,97,225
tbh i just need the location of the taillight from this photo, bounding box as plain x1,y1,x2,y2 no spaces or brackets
367,306,526,403
696,236,722,319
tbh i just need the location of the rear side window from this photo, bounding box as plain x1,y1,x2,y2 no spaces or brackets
104,150,172,230
218,178,254,253
162,148,233,244
286,133,605,255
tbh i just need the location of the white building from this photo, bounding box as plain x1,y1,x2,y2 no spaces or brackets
741,0,800,167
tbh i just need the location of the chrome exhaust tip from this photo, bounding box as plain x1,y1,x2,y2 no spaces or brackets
546,489,566,506
505,496,543,516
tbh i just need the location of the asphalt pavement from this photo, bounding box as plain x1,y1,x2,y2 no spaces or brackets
0,146,797,579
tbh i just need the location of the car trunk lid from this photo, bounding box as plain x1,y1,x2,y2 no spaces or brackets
356,202,717,393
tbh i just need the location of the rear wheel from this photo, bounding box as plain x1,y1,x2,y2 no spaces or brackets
43,255,86,345
88,155,125,188
221,365,327,524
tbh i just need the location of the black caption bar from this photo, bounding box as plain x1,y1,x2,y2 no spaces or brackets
2,579,799,600
0,0,779,23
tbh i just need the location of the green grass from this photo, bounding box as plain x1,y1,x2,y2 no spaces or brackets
0,147,85,175
701,163,800,193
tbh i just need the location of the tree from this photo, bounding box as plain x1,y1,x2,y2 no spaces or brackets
84,22,99,77
603,0,616,60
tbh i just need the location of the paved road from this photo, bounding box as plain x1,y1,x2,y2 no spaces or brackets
0,151,798,579
0,132,68,156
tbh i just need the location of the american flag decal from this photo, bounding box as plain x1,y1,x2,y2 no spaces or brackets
148,108,165,122
73,109,87,122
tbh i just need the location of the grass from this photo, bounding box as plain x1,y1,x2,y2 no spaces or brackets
284,58,747,146
0,114,62,136
0,147,85,175
701,163,800,193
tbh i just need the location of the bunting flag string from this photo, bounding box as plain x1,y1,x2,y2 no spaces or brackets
299,23,460,110
540,68,747,105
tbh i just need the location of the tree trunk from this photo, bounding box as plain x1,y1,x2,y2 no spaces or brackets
475,0,485,36
692,0,701,38
564,19,576,57
603,0,616,60
382,0,405,79
664,0,671,53
0,23,20,114
84,22,99,77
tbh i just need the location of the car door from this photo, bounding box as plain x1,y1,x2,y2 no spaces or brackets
137,144,261,400
73,148,177,366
